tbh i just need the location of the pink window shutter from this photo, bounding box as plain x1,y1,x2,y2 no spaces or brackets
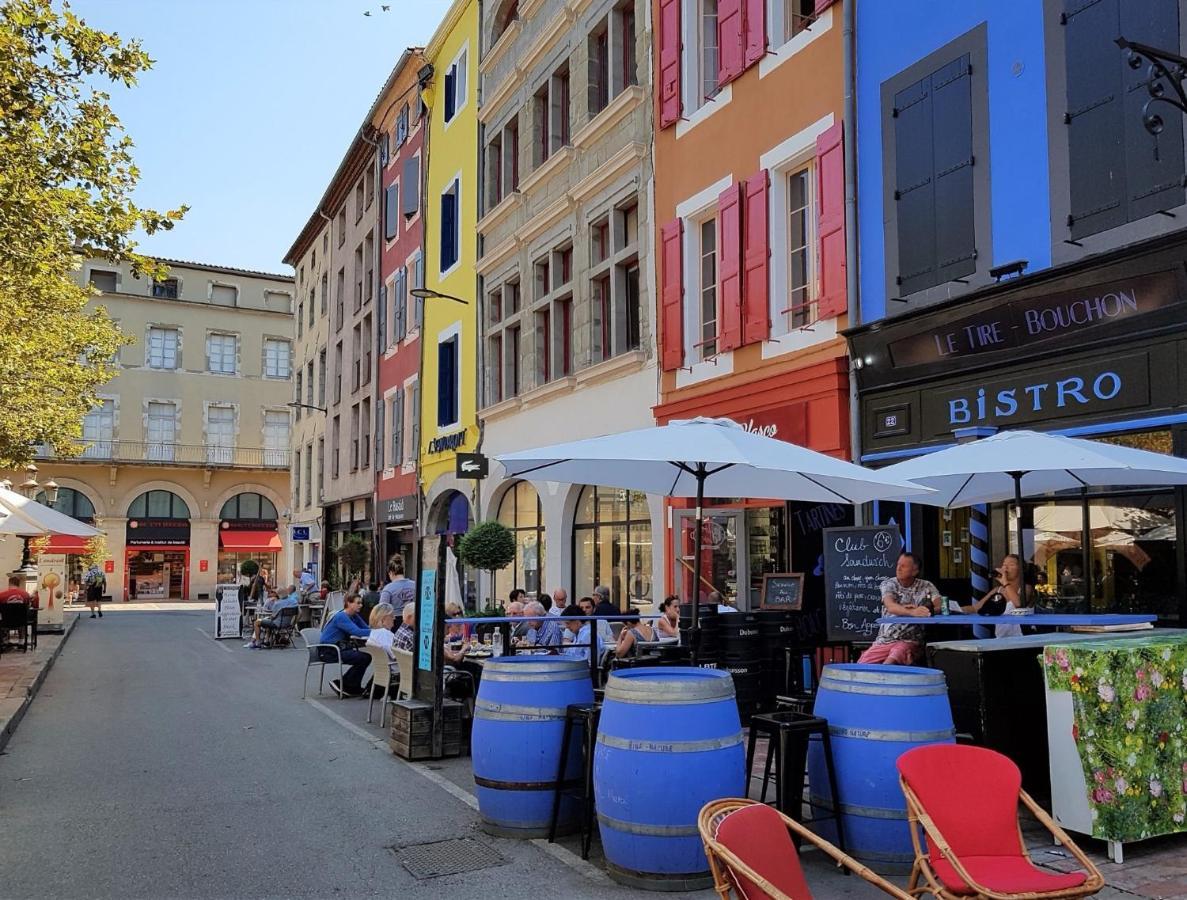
816,122,847,319
717,183,744,352
743,0,767,69
660,218,685,370
742,169,770,344
658,0,682,127
717,0,745,85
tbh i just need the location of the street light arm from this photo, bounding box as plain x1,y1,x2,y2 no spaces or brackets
287,402,328,414
1116,37,1187,137
409,287,469,305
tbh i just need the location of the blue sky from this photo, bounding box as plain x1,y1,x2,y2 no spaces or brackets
72,0,454,274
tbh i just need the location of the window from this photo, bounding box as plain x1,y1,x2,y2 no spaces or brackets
297,299,304,338
153,278,179,299
320,273,328,316
360,398,371,468
294,372,303,420
769,0,813,46
303,444,313,505
308,288,315,329
264,410,290,467
533,64,571,168
485,279,521,405
89,269,117,292
493,0,518,43
1062,0,1184,240
785,168,815,330
263,339,291,378
355,180,364,223
349,403,360,471
403,157,420,217
147,327,179,370
591,198,642,361
335,268,345,329
385,183,399,240
206,404,235,464
211,284,237,306
331,415,341,478
506,324,521,400
443,47,468,124
146,401,177,461
404,381,419,465
392,267,408,344
354,244,364,312
437,334,459,427
389,387,405,468
362,314,372,385
337,207,346,247
495,481,545,599
220,492,278,520
488,117,520,209
317,437,325,498
589,22,610,117
574,486,652,606
700,0,719,104
698,218,718,360
619,1,638,89
305,359,314,406
440,178,460,273
206,333,237,375
535,307,551,385
334,341,343,403
82,399,115,459
352,324,362,391
395,104,410,147
128,489,189,519
364,233,374,305
37,486,95,521
486,132,504,209
318,348,327,407
364,167,374,210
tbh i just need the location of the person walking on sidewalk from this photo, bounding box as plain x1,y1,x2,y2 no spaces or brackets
83,564,105,619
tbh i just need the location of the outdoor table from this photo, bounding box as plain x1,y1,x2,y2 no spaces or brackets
877,613,1156,627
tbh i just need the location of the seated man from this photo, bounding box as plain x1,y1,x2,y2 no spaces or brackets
526,600,562,649
858,551,938,666
318,593,372,696
247,585,300,649
393,601,416,651
560,603,602,663
0,575,34,605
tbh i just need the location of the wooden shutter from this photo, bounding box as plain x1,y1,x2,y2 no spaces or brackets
893,73,936,296
384,184,398,239
814,0,837,12
816,123,847,318
930,56,975,287
657,0,682,128
375,394,385,472
717,183,744,351
659,218,684,370
410,382,421,460
395,269,407,341
444,68,456,120
743,0,767,69
378,283,388,349
394,386,405,466
742,170,770,342
718,0,745,86
402,157,419,217
440,189,456,271
1120,0,1184,224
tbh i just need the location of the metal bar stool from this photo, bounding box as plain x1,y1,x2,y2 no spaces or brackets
547,701,601,859
744,710,846,855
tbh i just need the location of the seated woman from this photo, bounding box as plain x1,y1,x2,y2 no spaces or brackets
444,600,468,663
960,553,1034,638
655,595,680,641
614,615,655,659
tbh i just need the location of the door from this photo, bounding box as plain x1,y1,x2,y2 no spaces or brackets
206,405,235,464
673,511,746,609
263,410,290,467
146,402,176,461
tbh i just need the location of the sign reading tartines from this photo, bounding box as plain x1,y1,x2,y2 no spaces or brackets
823,525,903,642
888,270,1179,368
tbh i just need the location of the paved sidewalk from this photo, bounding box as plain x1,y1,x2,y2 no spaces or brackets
0,613,78,752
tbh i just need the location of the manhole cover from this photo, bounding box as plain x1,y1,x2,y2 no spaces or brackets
393,837,507,880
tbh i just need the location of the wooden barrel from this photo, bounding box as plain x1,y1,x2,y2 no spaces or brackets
594,667,746,891
807,664,955,873
471,656,594,837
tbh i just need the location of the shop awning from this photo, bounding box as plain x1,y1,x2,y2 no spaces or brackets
219,530,281,551
44,534,89,554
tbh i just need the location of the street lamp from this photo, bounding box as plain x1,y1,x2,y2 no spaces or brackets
1116,37,1187,137
410,287,470,305
287,402,328,414
12,464,58,572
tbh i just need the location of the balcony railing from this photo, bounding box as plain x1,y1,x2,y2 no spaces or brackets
35,441,290,469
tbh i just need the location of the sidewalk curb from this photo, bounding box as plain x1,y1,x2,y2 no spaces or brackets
0,613,81,754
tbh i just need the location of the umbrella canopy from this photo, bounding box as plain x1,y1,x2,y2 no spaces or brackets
497,417,930,504
0,486,99,538
1033,503,1170,533
498,417,930,664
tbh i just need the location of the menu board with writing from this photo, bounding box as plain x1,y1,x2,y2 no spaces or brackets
761,573,804,611
823,526,903,643
215,585,242,639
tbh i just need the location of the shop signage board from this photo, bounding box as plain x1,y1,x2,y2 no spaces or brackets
379,494,417,524
760,573,804,610
823,526,903,642
291,526,310,541
455,452,488,480
214,585,241,639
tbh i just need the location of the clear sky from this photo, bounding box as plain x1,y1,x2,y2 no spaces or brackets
71,0,454,275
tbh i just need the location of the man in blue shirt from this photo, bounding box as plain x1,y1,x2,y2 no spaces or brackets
297,567,317,592
318,594,372,696
247,585,302,649
560,604,602,663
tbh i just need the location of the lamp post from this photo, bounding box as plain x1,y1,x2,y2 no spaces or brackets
1116,38,1187,138
11,465,58,573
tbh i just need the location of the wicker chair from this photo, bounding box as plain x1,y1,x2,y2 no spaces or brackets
699,798,913,900
897,745,1104,900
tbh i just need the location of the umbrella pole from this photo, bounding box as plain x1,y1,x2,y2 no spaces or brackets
690,464,706,668
1011,472,1024,560
1081,488,1092,610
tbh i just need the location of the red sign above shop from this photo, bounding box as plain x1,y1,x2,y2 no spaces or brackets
199,559,208,572
104,560,114,573
733,403,807,446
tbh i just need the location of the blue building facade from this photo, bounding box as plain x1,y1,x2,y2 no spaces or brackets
846,0,1187,620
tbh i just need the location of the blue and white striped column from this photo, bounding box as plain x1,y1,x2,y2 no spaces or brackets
970,504,991,638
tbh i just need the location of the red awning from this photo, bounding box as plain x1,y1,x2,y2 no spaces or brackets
45,535,88,554
219,530,282,551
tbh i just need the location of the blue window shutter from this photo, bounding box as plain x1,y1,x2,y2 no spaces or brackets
402,158,419,216
375,395,385,471
410,382,421,460
440,190,456,271
378,283,387,349
384,184,398,239
394,386,404,466
444,67,456,121
395,268,407,341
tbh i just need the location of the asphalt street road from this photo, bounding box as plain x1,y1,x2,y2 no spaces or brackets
0,611,888,899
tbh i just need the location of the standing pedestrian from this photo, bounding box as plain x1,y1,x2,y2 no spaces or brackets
83,563,105,619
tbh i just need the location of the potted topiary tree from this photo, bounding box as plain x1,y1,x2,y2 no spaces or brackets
239,559,260,580
337,535,371,586
457,520,516,614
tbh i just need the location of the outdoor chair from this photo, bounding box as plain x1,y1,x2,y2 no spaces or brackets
300,627,344,700
896,744,1103,900
259,606,298,648
392,648,413,701
363,645,400,728
699,798,913,900
1,601,30,652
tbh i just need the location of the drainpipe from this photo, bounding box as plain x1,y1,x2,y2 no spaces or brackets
842,0,863,522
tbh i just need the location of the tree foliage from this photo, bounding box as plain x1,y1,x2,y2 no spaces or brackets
457,520,516,575
0,0,186,466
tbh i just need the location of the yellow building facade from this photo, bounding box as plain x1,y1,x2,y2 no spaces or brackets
420,0,481,544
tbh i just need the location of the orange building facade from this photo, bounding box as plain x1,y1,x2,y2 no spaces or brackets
651,0,852,609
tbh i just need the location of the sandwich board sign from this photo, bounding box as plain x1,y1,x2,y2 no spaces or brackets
215,585,242,639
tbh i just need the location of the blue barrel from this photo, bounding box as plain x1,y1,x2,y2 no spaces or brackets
471,656,594,837
807,664,954,873
594,667,745,891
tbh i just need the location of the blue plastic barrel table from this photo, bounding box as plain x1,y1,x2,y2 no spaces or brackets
471,656,594,837
807,663,954,873
594,667,746,891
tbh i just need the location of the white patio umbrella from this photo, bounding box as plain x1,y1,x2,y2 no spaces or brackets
881,430,1187,557
496,417,931,663
0,486,98,538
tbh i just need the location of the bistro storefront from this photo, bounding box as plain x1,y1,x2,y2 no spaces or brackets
847,232,1187,623
379,493,418,584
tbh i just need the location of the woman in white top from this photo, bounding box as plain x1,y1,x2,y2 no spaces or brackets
366,602,399,670
963,554,1033,638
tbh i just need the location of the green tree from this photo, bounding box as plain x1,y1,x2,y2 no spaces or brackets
0,0,185,466
457,521,516,609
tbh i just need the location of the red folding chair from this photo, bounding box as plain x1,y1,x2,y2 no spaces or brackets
699,799,912,900
896,745,1103,899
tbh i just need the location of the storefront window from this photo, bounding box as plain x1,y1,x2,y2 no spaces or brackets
217,493,280,584
746,506,788,608
495,482,544,602
574,486,651,608
129,490,190,519
36,487,95,521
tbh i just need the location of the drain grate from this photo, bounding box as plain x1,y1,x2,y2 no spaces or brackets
393,837,508,880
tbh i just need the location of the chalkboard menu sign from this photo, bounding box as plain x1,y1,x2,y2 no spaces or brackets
761,573,804,611
823,526,903,642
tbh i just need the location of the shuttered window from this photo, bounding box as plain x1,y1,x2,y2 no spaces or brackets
657,0,681,127
816,122,847,318
384,183,399,240
659,219,684,370
742,170,770,342
717,182,744,351
402,157,420,217
440,180,459,273
892,54,975,296
1064,0,1184,240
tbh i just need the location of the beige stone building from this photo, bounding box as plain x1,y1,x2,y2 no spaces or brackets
475,0,664,608
18,256,294,601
